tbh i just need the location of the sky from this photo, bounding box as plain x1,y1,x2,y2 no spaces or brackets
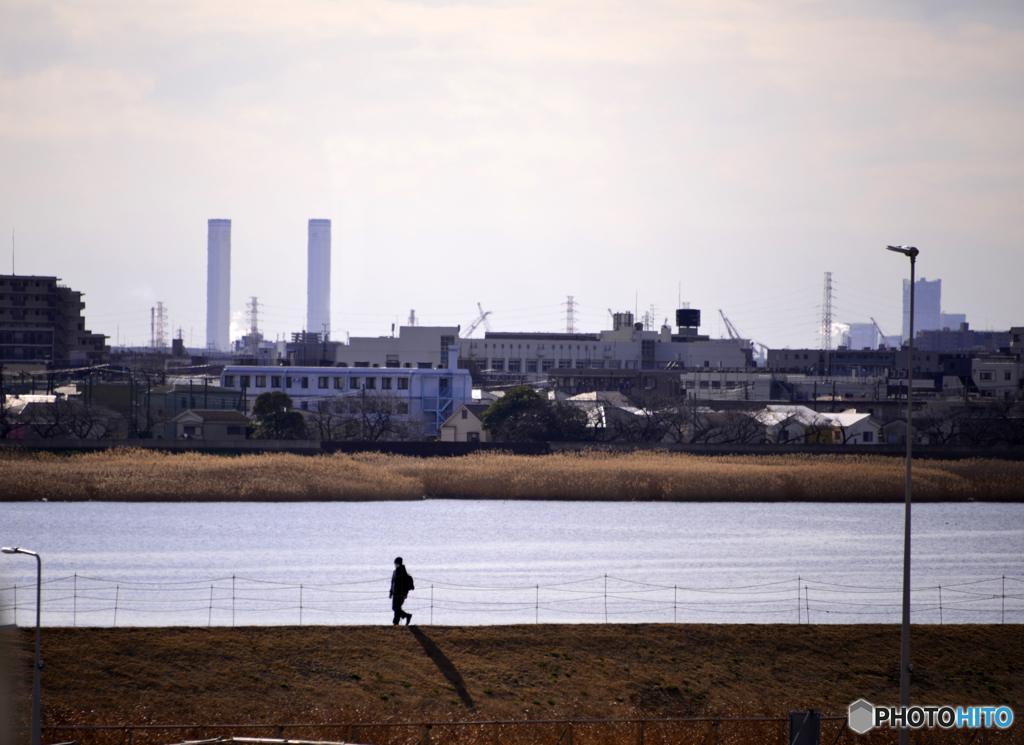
1,0,1022,351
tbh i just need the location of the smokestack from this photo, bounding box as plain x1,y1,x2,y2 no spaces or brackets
206,219,231,352
307,219,331,338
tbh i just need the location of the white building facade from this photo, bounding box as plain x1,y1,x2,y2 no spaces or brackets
220,364,473,435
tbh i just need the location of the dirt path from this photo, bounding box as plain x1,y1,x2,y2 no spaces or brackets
5,624,1020,729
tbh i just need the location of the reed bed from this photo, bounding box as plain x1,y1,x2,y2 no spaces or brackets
1,449,1022,502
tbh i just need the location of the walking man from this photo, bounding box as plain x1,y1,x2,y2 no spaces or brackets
390,557,414,625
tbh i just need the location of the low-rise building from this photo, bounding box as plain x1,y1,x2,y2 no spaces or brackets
173,410,250,440
439,404,492,443
220,363,473,437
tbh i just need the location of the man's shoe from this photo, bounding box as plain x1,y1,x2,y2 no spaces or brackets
405,614,412,626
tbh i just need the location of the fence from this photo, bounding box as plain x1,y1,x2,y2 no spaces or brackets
10,715,1024,745
2,574,1022,627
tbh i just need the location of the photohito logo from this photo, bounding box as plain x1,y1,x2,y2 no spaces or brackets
847,699,1014,734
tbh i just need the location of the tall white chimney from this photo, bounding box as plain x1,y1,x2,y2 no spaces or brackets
307,219,331,338
206,219,231,352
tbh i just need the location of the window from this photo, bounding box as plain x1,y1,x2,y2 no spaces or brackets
227,426,242,436
350,377,361,389
397,402,409,415
224,375,235,388
863,431,874,443
1006,371,1013,381
318,377,329,389
255,376,266,387
508,359,521,373
542,360,554,372
526,360,538,373
979,371,994,381
461,409,468,419
285,376,292,388
301,401,308,410
365,377,376,390
184,425,197,436
301,377,309,389
397,377,409,390
575,360,586,369
492,359,505,371
558,359,571,368
467,431,480,443
271,376,282,388
334,377,345,389
240,375,251,388
381,377,392,390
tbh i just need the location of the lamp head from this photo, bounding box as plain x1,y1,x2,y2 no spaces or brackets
2,547,38,557
886,245,919,258
1,547,18,554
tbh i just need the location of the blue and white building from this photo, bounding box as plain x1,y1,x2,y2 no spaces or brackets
220,361,473,436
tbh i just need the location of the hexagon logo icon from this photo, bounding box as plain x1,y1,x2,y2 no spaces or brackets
848,699,874,734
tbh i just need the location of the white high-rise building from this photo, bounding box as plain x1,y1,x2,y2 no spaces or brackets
206,219,231,352
307,219,331,338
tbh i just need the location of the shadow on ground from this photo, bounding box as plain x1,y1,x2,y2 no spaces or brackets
409,626,474,708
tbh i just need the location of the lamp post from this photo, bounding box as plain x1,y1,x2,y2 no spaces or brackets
2,547,42,745
886,245,918,745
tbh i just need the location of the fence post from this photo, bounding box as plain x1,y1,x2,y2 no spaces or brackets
208,584,214,627
300,584,303,626
232,574,236,627
938,585,942,625
805,586,810,624
604,574,608,623
114,584,120,627
431,584,434,626
494,720,499,745
12,584,16,627
674,586,677,624
1002,575,1005,624
638,718,644,745
74,573,77,628
797,577,801,624
536,585,539,624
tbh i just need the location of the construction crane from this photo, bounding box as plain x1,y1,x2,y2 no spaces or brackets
870,317,894,350
462,303,493,338
718,309,740,340
719,309,769,362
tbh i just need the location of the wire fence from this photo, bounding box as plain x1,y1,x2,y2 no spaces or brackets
1,574,1021,627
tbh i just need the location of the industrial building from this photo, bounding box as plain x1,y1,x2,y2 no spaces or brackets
206,219,231,352
0,275,108,365
301,310,750,381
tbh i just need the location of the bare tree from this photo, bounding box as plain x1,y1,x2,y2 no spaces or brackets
307,393,430,442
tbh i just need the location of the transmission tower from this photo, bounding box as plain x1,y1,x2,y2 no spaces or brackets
248,297,260,337
564,296,578,333
821,272,833,351
152,302,168,350
408,309,418,327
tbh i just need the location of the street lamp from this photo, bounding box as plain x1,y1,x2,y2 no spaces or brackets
885,244,918,745
2,547,42,745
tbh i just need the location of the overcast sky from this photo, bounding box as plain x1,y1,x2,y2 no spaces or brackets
2,0,1021,351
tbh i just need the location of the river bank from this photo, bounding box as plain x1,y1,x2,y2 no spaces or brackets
5,624,1020,736
2,449,1023,501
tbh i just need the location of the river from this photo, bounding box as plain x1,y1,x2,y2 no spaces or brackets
1,500,1021,626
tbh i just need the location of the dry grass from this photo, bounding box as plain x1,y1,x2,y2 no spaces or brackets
4,624,1021,744
1,449,1022,502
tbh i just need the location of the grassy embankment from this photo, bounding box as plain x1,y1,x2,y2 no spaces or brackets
4,624,1021,744
2,449,1023,502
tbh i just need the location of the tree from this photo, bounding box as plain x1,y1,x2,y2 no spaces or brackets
480,386,589,442
251,391,306,440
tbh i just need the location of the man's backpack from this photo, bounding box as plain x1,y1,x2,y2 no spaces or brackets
405,574,415,594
